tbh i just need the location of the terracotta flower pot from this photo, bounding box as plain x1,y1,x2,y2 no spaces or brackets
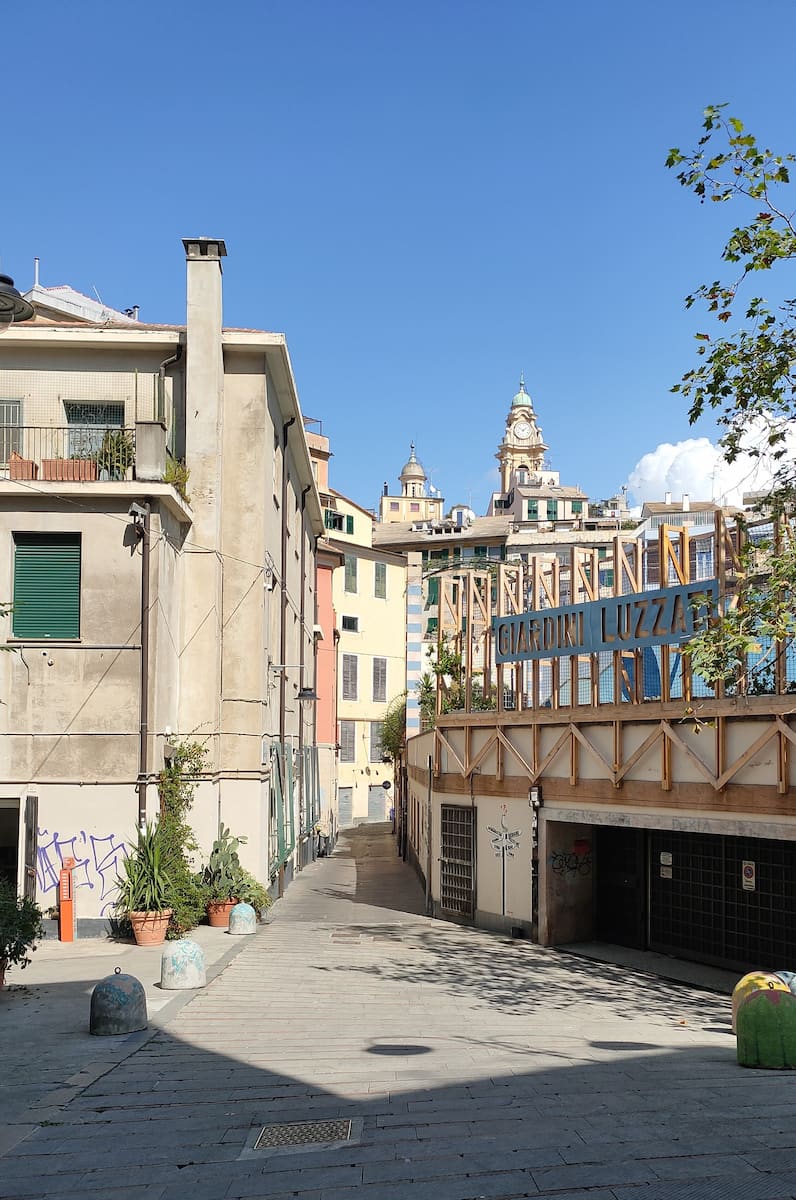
206,899,237,928
128,910,172,947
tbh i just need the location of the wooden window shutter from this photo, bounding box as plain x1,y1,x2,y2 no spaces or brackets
339,720,356,762
342,653,358,700
372,656,387,703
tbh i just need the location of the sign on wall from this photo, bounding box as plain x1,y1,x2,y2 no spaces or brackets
492,580,718,664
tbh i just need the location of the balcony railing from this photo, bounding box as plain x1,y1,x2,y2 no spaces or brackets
0,426,137,483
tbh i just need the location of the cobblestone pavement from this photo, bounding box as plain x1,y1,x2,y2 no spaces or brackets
3,823,795,1200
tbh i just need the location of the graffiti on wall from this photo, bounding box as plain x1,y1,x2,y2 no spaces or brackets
36,827,127,916
550,837,592,880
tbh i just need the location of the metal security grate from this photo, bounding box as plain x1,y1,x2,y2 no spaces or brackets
440,804,476,917
254,1119,352,1150
649,829,796,971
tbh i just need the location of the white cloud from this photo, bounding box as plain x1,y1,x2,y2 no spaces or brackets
626,421,796,508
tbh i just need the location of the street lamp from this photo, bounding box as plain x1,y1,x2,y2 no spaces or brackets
0,275,35,333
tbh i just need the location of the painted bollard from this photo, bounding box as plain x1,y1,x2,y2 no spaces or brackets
737,985,796,1069
732,971,788,1032
160,938,206,990
775,971,796,995
90,968,147,1036
228,902,257,936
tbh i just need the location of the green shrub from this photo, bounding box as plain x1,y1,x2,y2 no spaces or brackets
0,877,44,971
158,739,208,938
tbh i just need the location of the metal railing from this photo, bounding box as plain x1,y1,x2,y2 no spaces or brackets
0,426,136,483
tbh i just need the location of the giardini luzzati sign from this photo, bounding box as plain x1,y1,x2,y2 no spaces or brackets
492,580,718,663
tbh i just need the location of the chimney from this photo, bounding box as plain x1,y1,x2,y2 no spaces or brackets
682,493,690,512
182,237,227,536
664,490,672,505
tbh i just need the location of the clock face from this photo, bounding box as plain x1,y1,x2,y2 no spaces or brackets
514,420,532,439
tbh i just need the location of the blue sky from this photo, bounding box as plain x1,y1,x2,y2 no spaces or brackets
4,0,796,513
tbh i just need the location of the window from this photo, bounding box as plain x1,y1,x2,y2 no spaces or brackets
547,499,558,521
372,656,387,703
410,502,420,512
341,615,359,633
344,555,357,594
342,653,358,700
64,402,124,459
572,500,583,515
374,561,387,599
339,720,355,762
0,400,22,463
369,721,384,762
389,502,399,512
324,508,344,531
527,499,538,520
13,533,81,638
346,514,354,535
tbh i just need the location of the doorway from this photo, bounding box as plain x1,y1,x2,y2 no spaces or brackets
594,825,646,949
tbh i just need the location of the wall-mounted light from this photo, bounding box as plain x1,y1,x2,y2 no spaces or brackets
529,784,543,809
297,686,318,706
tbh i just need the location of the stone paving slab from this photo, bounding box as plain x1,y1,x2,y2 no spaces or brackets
3,823,795,1199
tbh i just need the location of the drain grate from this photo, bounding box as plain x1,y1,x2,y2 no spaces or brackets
254,1119,352,1150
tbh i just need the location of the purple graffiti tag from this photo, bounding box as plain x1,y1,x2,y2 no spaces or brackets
36,829,92,893
90,833,127,901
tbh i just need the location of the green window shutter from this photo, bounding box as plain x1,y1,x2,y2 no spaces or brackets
427,576,439,606
572,500,583,514
374,561,387,599
547,500,558,521
345,514,354,535
13,533,81,638
344,554,357,593
527,500,538,519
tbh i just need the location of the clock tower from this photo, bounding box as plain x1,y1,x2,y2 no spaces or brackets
496,376,548,493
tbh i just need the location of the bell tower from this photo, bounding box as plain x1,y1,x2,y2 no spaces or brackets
496,376,548,492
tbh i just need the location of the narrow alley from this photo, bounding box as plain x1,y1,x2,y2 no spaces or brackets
2,825,792,1200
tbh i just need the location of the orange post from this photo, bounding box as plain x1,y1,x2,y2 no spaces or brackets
58,857,75,942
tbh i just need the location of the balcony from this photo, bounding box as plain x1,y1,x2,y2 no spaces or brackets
1,425,138,483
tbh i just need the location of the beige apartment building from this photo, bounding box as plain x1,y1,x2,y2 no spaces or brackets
326,493,406,827
0,241,323,924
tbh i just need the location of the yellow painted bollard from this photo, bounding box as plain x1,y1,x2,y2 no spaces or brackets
732,972,788,1032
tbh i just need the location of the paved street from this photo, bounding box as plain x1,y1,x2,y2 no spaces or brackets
2,823,796,1199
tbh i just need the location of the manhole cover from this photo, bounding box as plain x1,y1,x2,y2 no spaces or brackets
254,1119,352,1149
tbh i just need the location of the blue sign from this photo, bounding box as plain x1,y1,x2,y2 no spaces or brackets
492,580,718,664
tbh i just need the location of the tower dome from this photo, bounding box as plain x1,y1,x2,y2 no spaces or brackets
511,374,533,409
399,442,426,483
399,442,427,499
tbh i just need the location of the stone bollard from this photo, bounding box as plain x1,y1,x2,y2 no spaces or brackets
90,968,147,1036
732,971,788,1032
228,902,257,936
161,938,206,990
737,984,796,1069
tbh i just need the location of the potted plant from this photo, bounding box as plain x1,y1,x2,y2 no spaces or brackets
201,824,247,927
0,877,44,989
115,822,172,946
96,429,134,481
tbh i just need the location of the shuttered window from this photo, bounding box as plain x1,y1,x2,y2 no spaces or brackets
369,721,383,762
342,653,358,700
372,656,387,703
339,720,355,762
13,533,81,638
344,554,357,593
374,561,387,599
